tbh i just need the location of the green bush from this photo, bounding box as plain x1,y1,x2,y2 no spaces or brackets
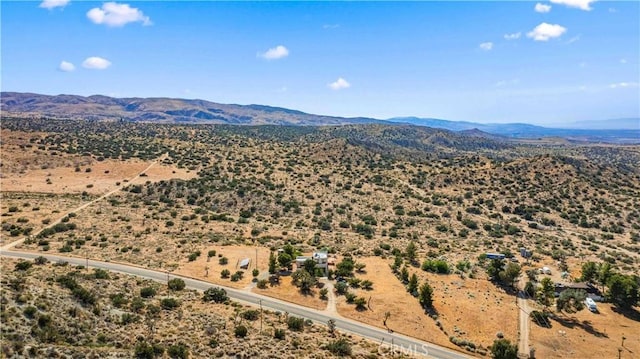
140,286,157,298
168,278,186,291
235,325,248,338
324,338,352,356
287,316,304,331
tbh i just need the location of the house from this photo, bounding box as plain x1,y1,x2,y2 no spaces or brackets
294,251,329,275
486,253,505,260
554,282,599,295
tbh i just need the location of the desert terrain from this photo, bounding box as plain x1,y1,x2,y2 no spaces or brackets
1,118,639,358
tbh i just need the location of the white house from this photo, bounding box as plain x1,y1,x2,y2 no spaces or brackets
294,251,329,275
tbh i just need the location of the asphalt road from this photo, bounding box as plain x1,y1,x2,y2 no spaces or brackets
1,250,471,359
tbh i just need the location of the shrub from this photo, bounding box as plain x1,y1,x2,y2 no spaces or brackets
203,287,228,303
324,339,352,356
34,256,48,265
221,269,231,278
168,278,186,291
160,297,180,310
167,342,188,359
94,268,110,279
256,279,268,289
15,261,33,271
274,328,286,340
219,257,228,265
140,287,157,298
287,316,305,331
241,310,260,321
235,325,248,338
23,306,37,319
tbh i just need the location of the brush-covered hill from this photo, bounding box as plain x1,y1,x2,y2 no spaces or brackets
0,92,383,126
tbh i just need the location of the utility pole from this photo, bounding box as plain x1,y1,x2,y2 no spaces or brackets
259,299,263,334
86,255,89,271
256,248,258,270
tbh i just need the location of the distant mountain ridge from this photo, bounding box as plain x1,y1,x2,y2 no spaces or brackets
0,92,383,126
1,92,638,143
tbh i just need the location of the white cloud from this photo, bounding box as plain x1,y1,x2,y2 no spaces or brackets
549,0,596,11
527,23,567,41
39,0,69,9
479,42,493,51
58,61,75,72
82,57,112,70
608,7,617,13
609,82,639,89
620,58,627,64
504,32,521,40
258,45,289,60
87,2,151,27
566,35,581,44
534,3,552,13
328,77,350,90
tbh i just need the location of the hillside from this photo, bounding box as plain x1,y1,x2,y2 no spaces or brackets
0,92,381,126
1,116,639,358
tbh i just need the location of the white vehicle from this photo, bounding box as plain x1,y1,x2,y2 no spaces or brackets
585,297,597,312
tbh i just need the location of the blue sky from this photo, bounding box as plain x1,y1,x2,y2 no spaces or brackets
1,1,638,125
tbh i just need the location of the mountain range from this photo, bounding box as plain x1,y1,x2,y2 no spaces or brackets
1,92,638,143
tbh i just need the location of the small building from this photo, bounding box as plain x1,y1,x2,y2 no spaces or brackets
486,253,505,260
554,282,599,295
294,251,329,275
295,256,311,269
239,258,250,270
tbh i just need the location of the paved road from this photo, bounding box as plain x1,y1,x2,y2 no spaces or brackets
1,250,471,359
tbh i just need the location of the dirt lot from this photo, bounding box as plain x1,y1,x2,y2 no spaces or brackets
175,245,272,289
1,158,195,194
530,302,639,358
335,256,518,356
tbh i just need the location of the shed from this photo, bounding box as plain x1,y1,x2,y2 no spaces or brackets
239,258,250,269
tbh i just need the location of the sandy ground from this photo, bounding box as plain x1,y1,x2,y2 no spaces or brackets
529,302,639,358
1,158,195,194
335,257,518,356
252,275,328,312
175,245,272,289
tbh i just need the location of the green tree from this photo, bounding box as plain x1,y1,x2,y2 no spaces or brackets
336,256,355,277
292,269,317,294
303,258,316,275
400,266,409,283
418,281,434,309
580,261,598,283
598,262,613,292
278,252,293,269
486,259,505,282
268,251,277,274
537,277,555,311
407,273,419,295
499,263,521,288
489,338,518,359
405,241,418,264
556,289,587,314
607,274,639,309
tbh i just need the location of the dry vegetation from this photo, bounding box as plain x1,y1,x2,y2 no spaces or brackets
0,258,410,358
2,117,639,357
